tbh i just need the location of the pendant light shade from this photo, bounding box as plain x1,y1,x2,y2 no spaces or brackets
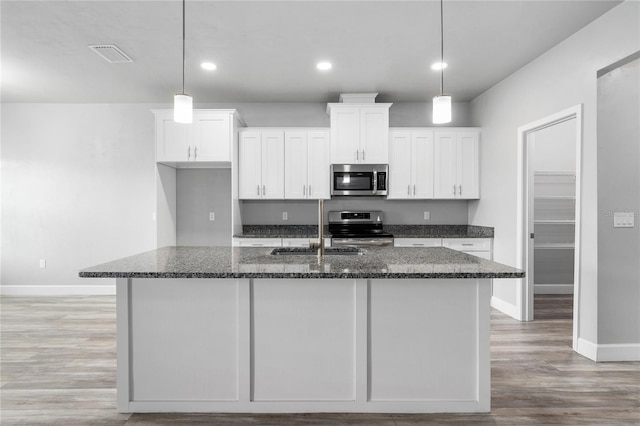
174,0,192,123
174,94,193,123
432,0,452,124
432,94,452,124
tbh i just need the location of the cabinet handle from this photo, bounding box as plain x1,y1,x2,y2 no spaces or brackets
362,149,365,161
462,243,474,246
408,185,411,196
303,185,306,196
194,146,198,160
356,150,359,161
262,185,266,195
459,185,462,195
453,185,456,195
413,185,416,196
257,185,260,196
308,185,312,195
412,243,425,246
187,146,191,160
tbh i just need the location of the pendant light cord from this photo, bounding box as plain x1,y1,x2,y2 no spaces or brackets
182,0,186,95
440,0,444,96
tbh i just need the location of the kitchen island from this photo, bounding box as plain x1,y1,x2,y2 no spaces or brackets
80,246,523,414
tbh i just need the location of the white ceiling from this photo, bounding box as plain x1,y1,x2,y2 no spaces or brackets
1,0,623,104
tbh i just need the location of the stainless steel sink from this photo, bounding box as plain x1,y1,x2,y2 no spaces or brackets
270,247,364,256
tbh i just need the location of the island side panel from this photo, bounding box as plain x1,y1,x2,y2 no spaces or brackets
251,278,356,401
368,278,491,411
129,278,241,402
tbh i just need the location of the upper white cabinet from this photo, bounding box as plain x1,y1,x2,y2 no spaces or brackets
284,130,330,199
388,130,434,199
434,131,480,199
153,109,244,165
239,130,285,199
327,104,392,164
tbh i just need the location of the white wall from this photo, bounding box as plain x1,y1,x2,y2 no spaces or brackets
1,104,158,293
533,118,576,172
469,1,639,354
597,56,639,350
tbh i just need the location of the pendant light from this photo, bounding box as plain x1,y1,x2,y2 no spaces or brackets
174,0,192,123
433,0,452,124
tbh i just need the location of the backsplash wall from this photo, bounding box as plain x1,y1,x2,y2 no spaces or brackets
240,199,469,225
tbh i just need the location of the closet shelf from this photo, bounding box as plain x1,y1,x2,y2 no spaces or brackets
534,219,575,224
534,196,576,200
535,243,575,249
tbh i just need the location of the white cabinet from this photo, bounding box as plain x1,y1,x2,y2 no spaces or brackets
388,130,434,199
239,131,285,199
284,131,330,199
233,238,282,247
442,238,492,260
394,238,442,247
328,104,392,164
154,109,243,165
434,131,480,199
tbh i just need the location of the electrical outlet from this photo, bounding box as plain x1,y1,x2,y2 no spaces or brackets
282,212,288,221
39,259,46,269
209,212,215,221
424,211,430,220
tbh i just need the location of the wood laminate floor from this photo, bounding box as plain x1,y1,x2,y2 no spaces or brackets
1,294,638,425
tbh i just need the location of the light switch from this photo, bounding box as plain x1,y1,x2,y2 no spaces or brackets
39,259,46,269
282,212,288,221
209,212,215,221
424,211,430,220
613,212,634,228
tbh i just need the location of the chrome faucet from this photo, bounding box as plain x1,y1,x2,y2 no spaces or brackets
310,199,325,257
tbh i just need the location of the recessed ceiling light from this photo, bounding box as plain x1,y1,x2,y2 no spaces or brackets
201,62,217,71
316,61,332,71
431,62,448,71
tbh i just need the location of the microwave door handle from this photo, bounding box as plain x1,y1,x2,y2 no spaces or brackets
372,170,378,195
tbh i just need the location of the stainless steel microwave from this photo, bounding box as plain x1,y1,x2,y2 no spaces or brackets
330,164,388,196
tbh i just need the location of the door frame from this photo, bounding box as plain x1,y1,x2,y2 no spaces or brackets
516,105,583,350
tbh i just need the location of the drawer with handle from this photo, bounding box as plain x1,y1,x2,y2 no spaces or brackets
442,238,492,252
394,238,442,248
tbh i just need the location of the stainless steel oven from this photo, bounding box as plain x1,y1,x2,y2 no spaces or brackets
330,164,388,197
329,210,394,247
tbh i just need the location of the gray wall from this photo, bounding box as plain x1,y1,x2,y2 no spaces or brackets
469,0,639,352
241,199,469,225
176,169,232,246
597,54,640,346
1,101,473,291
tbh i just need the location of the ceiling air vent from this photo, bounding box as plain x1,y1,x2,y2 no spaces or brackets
88,44,134,63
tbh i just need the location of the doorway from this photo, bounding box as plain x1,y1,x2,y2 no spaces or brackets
516,105,583,350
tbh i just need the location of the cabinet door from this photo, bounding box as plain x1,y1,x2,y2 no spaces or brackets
412,131,434,199
433,132,458,199
239,132,263,199
261,132,285,199
307,131,331,199
156,114,190,162
360,107,389,164
388,131,412,199
284,132,308,199
330,107,361,163
193,112,231,161
457,132,480,199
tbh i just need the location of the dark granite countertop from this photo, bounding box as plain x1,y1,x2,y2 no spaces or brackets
79,246,523,280
234,225,493,239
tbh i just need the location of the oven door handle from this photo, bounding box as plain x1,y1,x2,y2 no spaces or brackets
333,238,392,247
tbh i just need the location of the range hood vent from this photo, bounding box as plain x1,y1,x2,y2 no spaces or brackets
88,44,134,63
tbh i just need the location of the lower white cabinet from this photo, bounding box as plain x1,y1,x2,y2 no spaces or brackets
442,238,492,260
394,238,442,247
234,238,331,248
395,237,493,260
233,238,282,247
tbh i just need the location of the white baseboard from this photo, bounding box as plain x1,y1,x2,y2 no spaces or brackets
575,337,640,362
491,296,521,320
534,284,574,294
0,285,116,296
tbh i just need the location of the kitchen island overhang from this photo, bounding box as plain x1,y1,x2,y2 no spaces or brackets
80,246,524,414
